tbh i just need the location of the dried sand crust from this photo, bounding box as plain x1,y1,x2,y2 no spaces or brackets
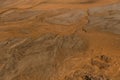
0,0,120,80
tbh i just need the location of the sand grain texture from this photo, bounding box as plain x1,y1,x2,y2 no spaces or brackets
0,0,120,80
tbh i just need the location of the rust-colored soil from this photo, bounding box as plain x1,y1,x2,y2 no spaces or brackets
0,0,120,80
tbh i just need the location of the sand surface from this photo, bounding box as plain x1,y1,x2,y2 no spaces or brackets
0,0,120,80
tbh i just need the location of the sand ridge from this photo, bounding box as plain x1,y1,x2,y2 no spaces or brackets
0,0,120,80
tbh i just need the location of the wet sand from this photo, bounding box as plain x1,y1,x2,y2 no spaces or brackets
0,0,120,80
